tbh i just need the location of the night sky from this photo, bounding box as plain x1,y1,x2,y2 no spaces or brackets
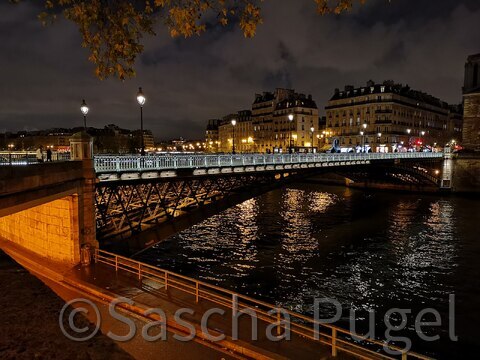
1,0,480,140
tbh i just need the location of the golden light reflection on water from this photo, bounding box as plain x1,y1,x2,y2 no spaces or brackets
279,189,338,261
141,186,461,324
136,184,480,358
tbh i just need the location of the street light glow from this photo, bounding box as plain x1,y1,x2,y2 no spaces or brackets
136,87,146,106
310,126,314,132
362,123,367,129
407,128,411,134
231,119,237,126
288,114,294,121
80,99,89,116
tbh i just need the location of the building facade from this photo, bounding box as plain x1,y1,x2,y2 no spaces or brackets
324,80,459,152
205,119,220,153
217,111,253,153
252,89,320,153
462,54,480,150
210,88,321,154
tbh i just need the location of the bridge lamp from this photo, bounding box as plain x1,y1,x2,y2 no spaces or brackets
231,119,237,154
288,114,294,153
360,131,365,152
310,127,315,152
136,87,146,156
80,99,89,130
362,123,367,129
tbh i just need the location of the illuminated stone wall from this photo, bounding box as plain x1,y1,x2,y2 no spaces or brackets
462,93,480,150
0,196,80,264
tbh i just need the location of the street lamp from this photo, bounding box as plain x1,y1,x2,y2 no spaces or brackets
406,128,412,150
80,99,89,130
288,113,294,153
136,87,146,156
420,130,426,149
362,123,367,152
231,119,237,154
8,143,13,164
310,126,315,153
360,131,364,152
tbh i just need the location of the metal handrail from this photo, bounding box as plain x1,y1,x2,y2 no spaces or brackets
93,248,433,360
0,150,70,165
93,152,444,174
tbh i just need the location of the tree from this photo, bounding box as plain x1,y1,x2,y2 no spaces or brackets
11,0,367,80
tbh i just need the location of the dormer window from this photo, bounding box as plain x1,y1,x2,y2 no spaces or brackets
370,87,374,93
381,86,385,93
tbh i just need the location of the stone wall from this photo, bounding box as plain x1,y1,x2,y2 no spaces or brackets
462,93,480,150
0,196,80,264
451,154,480,193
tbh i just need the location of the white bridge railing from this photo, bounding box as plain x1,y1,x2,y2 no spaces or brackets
94,152,443,174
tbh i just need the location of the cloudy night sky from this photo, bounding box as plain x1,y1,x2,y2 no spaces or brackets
1,0,480,140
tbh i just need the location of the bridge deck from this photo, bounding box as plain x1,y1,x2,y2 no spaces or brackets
94,152,443,177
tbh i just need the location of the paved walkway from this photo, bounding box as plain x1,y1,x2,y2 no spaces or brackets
1,239,357,359
0,250,132,360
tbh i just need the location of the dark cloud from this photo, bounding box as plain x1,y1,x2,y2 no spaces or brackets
1,0,479,140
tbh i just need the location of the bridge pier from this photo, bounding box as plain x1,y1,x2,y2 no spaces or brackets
0,132,98,265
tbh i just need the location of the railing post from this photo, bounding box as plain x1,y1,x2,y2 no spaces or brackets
276,308,282,336
332,328,337,356
401,352,407,360
115,256,118,271
165,272,168,290
138,263,142,281
94,248,98,264
195,282,199,303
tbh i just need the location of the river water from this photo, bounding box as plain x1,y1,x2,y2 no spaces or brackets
136,184,479,358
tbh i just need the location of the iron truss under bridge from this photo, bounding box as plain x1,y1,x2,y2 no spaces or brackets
93,152,444,251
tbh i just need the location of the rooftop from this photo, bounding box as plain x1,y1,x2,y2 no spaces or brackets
330,80,449,109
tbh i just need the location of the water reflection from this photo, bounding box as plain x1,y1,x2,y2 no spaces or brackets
136,184,477,358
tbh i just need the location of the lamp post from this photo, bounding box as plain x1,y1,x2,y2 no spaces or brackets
359,131,364,153
8,143,13,164
362,123,367,152
136,87,146,156
288,113,294,153
310,126,314,153
406,128,412,151
80,99,89,130
231,119,237,154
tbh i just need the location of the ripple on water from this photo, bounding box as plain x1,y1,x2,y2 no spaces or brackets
136,185,476,358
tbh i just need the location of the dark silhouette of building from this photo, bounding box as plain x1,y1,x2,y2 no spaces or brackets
462,53,480,150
